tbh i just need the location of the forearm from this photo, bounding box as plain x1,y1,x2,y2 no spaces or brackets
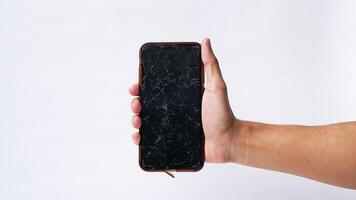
229,120,356,189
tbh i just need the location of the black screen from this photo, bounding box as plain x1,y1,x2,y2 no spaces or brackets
139,43,204,171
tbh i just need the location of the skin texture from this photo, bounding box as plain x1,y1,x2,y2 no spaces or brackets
129,38,356,190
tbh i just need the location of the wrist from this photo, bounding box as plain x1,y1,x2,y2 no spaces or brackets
228,119,254,164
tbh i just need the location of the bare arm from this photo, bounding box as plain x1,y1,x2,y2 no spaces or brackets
229,120,356,189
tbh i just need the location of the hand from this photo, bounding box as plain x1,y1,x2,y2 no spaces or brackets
129,38,236,163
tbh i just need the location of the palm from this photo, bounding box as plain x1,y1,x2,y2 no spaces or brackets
202,78,235,163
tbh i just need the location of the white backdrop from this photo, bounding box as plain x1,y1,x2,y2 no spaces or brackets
1,0,356,199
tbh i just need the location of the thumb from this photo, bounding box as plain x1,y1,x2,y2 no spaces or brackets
201,38,224,85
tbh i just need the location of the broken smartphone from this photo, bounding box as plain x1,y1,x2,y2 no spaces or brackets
138,42,204,172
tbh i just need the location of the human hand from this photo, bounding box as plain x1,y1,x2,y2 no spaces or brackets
129,38,236,163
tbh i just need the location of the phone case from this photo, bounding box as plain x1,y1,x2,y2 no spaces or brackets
138,42,205,173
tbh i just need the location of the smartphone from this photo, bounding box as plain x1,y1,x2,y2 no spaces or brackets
138,42,204,172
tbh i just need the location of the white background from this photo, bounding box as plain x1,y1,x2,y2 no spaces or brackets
1,0,356,199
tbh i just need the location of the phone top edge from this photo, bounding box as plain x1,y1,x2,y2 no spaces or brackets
139,42,201,60
139,42,201,52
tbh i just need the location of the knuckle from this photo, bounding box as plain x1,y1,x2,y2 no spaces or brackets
204,56,219,66
207,79,227,92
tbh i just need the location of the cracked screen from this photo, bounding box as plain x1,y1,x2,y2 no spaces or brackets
139,43,204,171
